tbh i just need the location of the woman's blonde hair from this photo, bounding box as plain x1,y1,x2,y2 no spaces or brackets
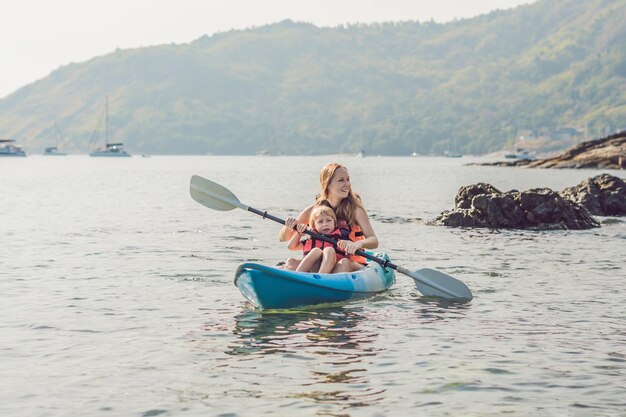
315,162,364,225
309,205,337,230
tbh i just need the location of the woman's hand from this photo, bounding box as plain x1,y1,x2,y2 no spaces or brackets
284,217,297,231
280,205,314,242
337,239,362,255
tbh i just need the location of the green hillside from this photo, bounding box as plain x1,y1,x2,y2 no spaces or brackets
0,0,624,155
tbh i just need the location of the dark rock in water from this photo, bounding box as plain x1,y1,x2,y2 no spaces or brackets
476,159,533,167
454,183,502,209
434,174,625,229
560,174,626,216
435,184,600,230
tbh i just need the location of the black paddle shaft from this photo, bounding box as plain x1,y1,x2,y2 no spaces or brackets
247,206,397,270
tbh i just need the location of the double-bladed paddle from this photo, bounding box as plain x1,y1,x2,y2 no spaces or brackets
189,175,472,300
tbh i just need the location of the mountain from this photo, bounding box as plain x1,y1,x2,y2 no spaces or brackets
0,0,624,155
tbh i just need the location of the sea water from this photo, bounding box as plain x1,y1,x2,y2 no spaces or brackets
1,155,625,417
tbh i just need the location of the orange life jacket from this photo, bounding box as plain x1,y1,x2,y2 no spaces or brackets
336,220,368,265
302,228,347,262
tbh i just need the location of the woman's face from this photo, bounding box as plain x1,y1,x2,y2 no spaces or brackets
327,167,351,200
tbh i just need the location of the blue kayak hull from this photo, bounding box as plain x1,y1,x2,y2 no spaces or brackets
234,254,396,309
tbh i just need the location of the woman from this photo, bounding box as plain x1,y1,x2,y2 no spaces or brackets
279,162,379,272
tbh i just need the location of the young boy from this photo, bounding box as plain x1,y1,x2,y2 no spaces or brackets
287,205,346,273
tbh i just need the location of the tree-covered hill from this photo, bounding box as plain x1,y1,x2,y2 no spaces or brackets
0,0,624,155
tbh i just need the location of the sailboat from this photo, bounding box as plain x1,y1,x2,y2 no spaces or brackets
443,139,462,157
504,148,534,160
504,138,535,160
43,121,67,156
504,130,536,160
0,139,27,157
89,96,131,157
443,150,462,158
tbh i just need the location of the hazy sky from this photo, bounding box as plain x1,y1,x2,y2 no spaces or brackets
0,0,534,98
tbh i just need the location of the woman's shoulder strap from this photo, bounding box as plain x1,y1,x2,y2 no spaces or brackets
337,219,350,230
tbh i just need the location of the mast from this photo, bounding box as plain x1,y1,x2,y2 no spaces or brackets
105,95,109,146
54,119,62,147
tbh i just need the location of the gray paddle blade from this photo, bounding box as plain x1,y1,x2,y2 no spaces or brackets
189,175,248,211
399,266,473,300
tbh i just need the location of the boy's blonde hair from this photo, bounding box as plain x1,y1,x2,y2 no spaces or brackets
309,205,337,230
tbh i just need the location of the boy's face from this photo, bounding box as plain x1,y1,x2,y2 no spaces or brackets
313,214,336,234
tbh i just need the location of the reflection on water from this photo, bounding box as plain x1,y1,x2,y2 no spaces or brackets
224,306,386,412
412,297,473,324
228,307,376,356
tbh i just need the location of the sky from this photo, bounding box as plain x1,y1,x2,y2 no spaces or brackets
0,0,534,99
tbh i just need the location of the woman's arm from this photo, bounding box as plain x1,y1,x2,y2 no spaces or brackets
336,206,379,255
278,204,314,242
287,229,304,250
287,223,309,250
353,206,379,250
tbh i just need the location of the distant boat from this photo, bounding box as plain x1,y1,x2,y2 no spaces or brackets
505,148,535,160
90,143,130,157
0,139,27,157
89,96,131,157
443,139,462,157
356,149,366,158
43,121,67,156
43,146,67,156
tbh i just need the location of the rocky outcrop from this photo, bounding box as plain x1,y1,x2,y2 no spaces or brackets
527,131,626,169
560,174,626,216
434,183,600,230
479,131,626,169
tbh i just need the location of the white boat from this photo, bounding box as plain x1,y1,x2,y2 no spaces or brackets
505,148,535,160
43,121,68,155
43,146,67,156
90,143,130,157
89,96,131,157
0,139,27,157
443,139,462,157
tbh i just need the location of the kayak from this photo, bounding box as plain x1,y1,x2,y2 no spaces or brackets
234,253,396,309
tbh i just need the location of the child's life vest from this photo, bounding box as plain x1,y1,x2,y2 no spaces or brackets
302,228,348,261
301,221,368,266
